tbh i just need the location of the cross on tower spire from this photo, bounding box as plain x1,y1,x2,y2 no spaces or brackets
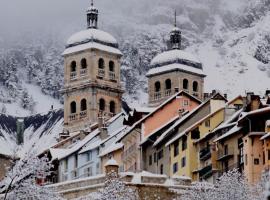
169,10,181,50
174,10,177,27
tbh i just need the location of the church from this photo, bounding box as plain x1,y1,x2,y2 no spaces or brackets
62,1,206,134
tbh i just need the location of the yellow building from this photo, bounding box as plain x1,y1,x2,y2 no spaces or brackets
167,108,225,180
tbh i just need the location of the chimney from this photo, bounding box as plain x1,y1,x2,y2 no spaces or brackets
224,93,228,99
98,115,108,140
175,87,179,93
212,90,217,95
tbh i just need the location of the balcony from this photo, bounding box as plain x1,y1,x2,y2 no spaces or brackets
199,147,211,161
69,114,78,121
109,71,116,81
98,69,105,78
154,92,161,100
80,111,87,119
80,69,87,77
70,72,77,80
217,148,234,161
165,89,172,97
199,164,212,180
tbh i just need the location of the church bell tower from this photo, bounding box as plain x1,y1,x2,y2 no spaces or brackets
62,1,124,133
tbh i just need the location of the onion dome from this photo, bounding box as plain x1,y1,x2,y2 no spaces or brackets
147,11,205,77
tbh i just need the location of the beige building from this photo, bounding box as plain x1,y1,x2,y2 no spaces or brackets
146,21,206,107
62,2,124,133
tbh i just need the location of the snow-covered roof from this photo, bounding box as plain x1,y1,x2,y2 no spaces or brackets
62,41,122,56
150,49,201,66
261,132,270,140
49,148,67,161
147,63,206,77
105,158,119,167
154,92,225,147
166,107,225,147
67,29,118,47
99,142,123,157
58,128,100,160
214,125,242,142
79,126,127,154
238,106,270,123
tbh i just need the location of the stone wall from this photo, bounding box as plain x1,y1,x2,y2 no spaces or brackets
50,169,191,200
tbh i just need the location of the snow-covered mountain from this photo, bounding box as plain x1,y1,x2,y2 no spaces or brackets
0,109,63,156
0,0,270,115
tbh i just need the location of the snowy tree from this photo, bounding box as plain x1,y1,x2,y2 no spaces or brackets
1,103,7,114
75,171,138,200
181,169,267,200
20,89,36,111
0,151,63,200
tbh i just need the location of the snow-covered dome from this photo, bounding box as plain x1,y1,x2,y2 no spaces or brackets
150,49,201,67
66,28,118,48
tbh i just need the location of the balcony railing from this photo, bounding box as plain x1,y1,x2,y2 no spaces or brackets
80,111,87,119
69,114,78,121
199,147,211,161
109,71,116,80
199,164,212,180
165,89,172,97
154,92,161,100
98,69,105,77
80,69,87,76
70,72,77,80
217,148,234,161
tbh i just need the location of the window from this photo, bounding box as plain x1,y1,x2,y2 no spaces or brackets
245,154,248,165
165,79,172,90
71,61,76,72
109,61,115,72
74,154,78,168
80,99,87,111
87,167,93,177
98,58,104,69
160,164,164,174
182,136,187,151
173,141,179,157
224,145,228,155
154,152,157,163
155,81,161,92
99,99,105,111
96,163,100,172
81,58,87,69
158,149,163,160
183,79,189,90
173,162,178,174
234,104,242,110
110,101,116,114
191,128,200,140
193,81,198,92
70,101,76,114
205,119,210,127
64,159,68,172
181,157,186,168
183,100,189,106
254,158,259,165
149,155,152,166
87,151,92,162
